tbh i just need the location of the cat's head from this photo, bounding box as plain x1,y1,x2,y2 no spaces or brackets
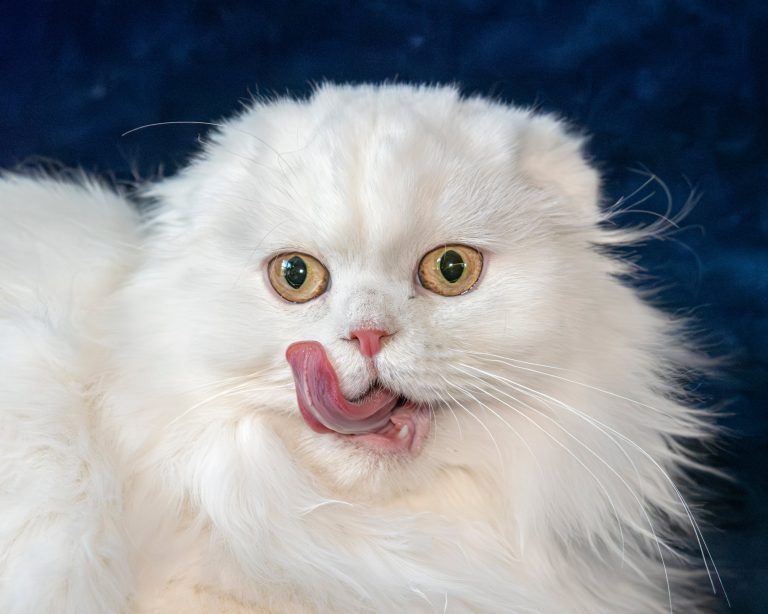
119,84,647,502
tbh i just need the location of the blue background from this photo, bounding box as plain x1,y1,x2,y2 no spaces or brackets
1,1,765,611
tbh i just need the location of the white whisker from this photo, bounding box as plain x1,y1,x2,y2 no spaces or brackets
450,370,633,577
442,377,543,479
466,351,668,415
160,381,292,433
441,384,504,467
182,366,283,394
457,360,725,601
453,359,728,606
453,365,674,609
464,350,572,373
521,383,726,602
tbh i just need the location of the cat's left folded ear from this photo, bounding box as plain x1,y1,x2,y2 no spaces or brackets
518,113,601,223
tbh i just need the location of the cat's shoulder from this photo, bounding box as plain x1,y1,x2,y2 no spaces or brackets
0,171,140,316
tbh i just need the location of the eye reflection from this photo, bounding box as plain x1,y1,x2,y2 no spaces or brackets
282,256,308,289
439,250,466,283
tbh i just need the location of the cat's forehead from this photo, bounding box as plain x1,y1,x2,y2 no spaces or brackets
221,87,536,261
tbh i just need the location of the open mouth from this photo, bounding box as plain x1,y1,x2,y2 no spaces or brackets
285,341,430,454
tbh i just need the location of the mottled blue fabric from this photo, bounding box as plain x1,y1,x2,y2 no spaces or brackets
1,1,766,610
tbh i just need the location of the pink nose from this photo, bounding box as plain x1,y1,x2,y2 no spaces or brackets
350,328,390,357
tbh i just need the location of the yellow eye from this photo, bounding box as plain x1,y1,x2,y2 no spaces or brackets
418,244,483,296
268,252,329,303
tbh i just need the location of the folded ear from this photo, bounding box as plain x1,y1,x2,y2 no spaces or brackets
518,114,601,222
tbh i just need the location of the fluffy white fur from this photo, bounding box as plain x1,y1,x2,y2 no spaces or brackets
0,84,722,612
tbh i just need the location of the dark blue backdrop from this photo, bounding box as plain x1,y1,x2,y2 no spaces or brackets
1,1,765,611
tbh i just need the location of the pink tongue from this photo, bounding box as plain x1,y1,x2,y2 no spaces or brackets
285,341,398,435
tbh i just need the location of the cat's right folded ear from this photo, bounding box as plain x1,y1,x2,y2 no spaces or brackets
518,113,601,224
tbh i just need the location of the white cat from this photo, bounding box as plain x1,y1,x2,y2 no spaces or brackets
0,84,724,613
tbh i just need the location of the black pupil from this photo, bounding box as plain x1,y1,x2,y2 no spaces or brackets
439,250,465,283
282,256,308,289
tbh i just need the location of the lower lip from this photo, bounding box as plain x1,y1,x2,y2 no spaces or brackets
348,422,411,452
299,396,426,454
350,432,406,450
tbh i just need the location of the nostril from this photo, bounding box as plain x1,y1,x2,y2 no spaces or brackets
349,328,391,358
